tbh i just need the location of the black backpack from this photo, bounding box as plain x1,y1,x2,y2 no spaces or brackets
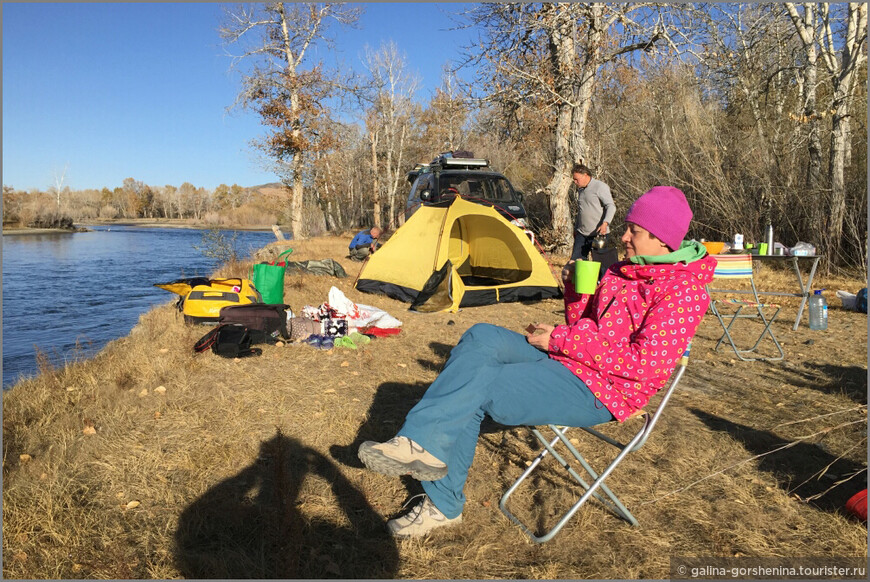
193,323,261,358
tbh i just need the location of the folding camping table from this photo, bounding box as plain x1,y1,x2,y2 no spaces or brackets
708,254,821,331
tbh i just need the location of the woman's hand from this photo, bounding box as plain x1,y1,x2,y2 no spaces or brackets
561,261,575,286
525,324,555,351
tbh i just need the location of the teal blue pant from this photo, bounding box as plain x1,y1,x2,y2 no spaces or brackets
398,323,613,519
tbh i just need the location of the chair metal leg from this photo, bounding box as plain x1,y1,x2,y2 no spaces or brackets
499,423,643,543
711,303,784,361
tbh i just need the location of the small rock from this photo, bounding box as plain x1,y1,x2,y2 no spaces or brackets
276,341,285,347
154,411,161,419
124,500,141,510
82,426,97,435
66,386,76,392
19,454,32,463
138,389,149,397
159,348,169,353
397,363,407,368
154,386,166,394
340,361,350,367
323,389,336,394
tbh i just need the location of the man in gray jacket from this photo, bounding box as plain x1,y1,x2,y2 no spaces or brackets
570,163,616,261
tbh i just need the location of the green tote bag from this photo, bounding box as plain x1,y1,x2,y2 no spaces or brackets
252,248,293,305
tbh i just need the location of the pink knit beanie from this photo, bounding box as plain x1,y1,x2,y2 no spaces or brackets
625,186,692,251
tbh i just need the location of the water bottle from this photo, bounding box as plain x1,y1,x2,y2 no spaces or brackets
808,290,828,330
764,224,774,255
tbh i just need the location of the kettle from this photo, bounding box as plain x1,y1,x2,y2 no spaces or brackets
591,234,607,250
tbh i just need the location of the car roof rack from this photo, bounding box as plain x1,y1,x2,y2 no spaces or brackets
432,151,490,170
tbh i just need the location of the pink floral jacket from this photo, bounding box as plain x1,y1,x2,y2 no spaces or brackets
549,255,716,422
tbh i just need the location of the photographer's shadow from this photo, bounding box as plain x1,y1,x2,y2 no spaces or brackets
174,429,398,579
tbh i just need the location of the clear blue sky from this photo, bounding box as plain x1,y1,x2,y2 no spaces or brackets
2,2,473,192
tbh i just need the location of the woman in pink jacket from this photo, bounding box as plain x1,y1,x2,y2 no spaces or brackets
359,186,717,537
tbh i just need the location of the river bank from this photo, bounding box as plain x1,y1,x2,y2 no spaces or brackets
3,218,283,236
3,236,866,578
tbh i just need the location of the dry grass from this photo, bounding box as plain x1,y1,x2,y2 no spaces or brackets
3,236,867,579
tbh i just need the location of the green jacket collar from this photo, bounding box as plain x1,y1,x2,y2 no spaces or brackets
629,240,708,266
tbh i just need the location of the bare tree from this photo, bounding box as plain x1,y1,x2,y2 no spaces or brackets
50,163,70,210
785,2,868,266
461,3,673,253
220,2,361,239
360,41,420,228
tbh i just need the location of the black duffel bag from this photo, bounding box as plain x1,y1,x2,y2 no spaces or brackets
219,303,290,343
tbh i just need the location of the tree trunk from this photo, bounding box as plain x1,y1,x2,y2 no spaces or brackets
370,130,381,229
543,5,580,254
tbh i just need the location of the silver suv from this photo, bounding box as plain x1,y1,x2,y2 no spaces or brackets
401,152,529,229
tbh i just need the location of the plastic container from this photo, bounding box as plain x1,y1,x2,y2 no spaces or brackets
845,489,867,523
808,290,828,330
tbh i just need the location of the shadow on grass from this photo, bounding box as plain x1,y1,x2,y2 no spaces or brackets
174,429,398,579
329,341,455,469
796,362,868,405
689,409,867,514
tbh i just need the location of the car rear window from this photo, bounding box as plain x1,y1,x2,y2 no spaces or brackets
439,174,517,203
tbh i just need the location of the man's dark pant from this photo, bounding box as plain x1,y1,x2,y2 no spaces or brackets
570,231,595,261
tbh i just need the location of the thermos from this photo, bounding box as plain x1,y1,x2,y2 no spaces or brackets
808,290,828,330
764,224,774,255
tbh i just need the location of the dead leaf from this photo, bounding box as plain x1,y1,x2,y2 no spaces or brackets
19,454,32,463
66,386,76,392
39,473,47,480
82,426,97,435
323,389,336,394
138,388,149,397
154,386,166,394
340,361,350,367
72,563,84,573
351,371,359,376
397,363,407,368
124,500,140,510
159,348,169,354
482,500,491,507
12,551,27,563
351,398,359,402
257,408,267,414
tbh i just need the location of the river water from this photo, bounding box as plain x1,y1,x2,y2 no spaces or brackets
2,226,277,388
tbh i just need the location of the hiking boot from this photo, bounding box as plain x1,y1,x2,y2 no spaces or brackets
358,436,448,481
387,495,462,538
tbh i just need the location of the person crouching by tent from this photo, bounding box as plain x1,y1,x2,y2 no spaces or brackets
357,186,716,537
348,227,382,262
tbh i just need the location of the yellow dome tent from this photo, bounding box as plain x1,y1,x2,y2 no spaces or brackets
355,197,561,312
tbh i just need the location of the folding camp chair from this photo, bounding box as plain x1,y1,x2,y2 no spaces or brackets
499,342,692,543
707,254,784,361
